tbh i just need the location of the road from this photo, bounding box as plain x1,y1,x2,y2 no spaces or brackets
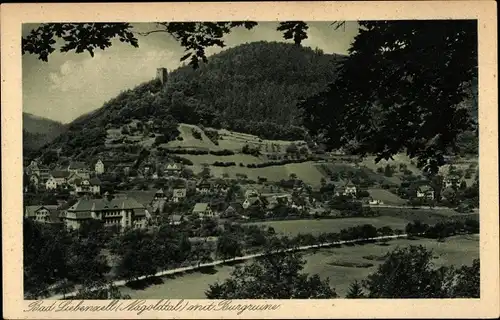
47,233,409,300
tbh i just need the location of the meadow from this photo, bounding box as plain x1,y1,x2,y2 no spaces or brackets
119,234,479,299
246,216,411,237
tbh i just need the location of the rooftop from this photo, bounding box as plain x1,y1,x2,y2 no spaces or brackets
67,197,145,212
193,203,210,212
68,161,88,170
25,205,59,217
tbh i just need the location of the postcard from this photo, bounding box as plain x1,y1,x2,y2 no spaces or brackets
1,1,499,319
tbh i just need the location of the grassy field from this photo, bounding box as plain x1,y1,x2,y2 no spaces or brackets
119,234,479,299
182,154,265,165
367,188,407,205
186,160,326,187
375,207,479,224
165,124,221,150
246,216,411,237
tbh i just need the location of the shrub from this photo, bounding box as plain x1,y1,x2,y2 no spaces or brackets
192,129,202,140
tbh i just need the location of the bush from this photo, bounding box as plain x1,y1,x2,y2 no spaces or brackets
242,144,261,157
192,129,202,140
213,161,236,167
210,149,235,156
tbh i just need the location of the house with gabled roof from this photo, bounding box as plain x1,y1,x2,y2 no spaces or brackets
443,174,462,189
192,202,215,218
196,180,212,194
222,202,244,218
72,177,101,195
25,205,62,224
416,184,435,200
243,196,264,210
50,170,71,185
63,197,150,230
334,179,357,197
165,162,182,176
67,161,90,174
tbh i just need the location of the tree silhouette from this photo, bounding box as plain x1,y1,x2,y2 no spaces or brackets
301,20,477,174
345,280,366,298
206,245,337,299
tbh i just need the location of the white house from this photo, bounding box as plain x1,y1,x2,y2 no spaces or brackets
165,163,182,175
196,181,212,194
172,188,187,203
73,177,101,195
95,160,105,175
416,185,435,200
45,177,58,190
335,180,357,197
25,205,61,224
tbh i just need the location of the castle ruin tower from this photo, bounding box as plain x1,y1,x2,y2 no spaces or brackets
156,67,168,88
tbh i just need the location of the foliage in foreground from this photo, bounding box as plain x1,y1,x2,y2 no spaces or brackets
206,241,337,299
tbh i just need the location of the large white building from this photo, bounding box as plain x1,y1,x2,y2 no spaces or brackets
62,197,150,230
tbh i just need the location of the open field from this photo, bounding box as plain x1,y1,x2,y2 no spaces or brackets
119,234,479,299
246,216,411,237
216,128,304,152
187,160,327,187
182,154,265,165
375,207,479,224
165,124,221,150
367,188,407,205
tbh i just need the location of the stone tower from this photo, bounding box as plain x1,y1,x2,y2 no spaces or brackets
156,67,168,86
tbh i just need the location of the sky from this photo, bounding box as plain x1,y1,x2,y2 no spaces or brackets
22,22,359,124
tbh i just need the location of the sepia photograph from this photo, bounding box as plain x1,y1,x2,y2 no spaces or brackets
2,1,499,319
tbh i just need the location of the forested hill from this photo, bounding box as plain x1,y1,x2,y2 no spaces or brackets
61,41,344,138
23,113,66,153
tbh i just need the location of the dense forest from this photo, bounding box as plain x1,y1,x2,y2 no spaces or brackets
23,113,67,153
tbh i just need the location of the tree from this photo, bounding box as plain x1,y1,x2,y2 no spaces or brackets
216,233,242,261
362,245,450,298
205,248,337,299
301,20,477,174
449,259,480,298
112,229,159,281
384,164,393,177
286,143,299,154
345,280,366,298
200,165,211,180
191,240,214,268
66,238,110,285
23,220,71,297
23,21,314,68
459,180,468,190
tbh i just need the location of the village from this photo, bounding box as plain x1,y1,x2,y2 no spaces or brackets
23,145,479,231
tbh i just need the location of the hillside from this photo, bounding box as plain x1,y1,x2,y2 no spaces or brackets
40,42,345,159
23,113,66,152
